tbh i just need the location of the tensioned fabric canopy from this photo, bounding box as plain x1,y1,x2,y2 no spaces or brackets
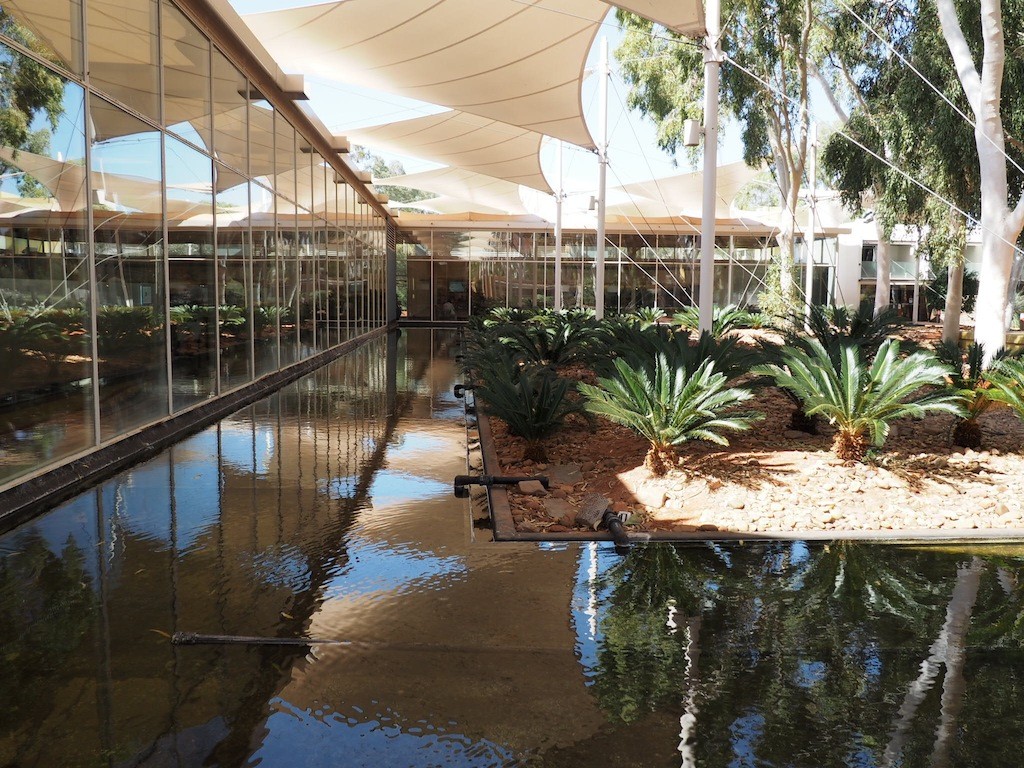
243,0,705,154
244,0,606,150
382,167,532,215
611,161,764,219
384,162,771,232
346,113,552,194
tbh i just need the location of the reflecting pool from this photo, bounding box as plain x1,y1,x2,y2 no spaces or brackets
2,329,1024,767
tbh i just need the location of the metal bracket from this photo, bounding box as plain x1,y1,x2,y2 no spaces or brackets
453,474,549,498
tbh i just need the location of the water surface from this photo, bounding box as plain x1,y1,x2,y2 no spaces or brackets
2,329,1024,767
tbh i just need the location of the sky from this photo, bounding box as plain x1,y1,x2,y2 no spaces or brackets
227,0,749,199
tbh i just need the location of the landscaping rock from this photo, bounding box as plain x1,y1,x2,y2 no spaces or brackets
634,486,668,509
547,464,583,485
518,480,548,496
575,493,610,530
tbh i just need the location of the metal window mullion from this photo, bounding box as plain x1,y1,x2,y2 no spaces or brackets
158,0,173,415
82,0,101,447
208,38,220,396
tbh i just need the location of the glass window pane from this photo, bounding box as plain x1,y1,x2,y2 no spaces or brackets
212,49,247,174
166,135,214,410
249,100,274,182
251,182,278,376
215,163,251,389
162,0,211,150
88,0,160,121
274,115,295,201
90,96,167,438
1,0,84,74
276,196,298,365
0,58,92,483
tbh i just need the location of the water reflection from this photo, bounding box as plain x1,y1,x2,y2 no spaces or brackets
577,541,1024,767
4,330,1024,767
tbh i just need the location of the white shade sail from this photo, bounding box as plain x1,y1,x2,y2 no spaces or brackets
348,112,552,194
613,161,765,218
378,168,532,216
243,0,610,149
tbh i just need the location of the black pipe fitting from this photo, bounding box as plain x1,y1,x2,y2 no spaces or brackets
602,509,632,552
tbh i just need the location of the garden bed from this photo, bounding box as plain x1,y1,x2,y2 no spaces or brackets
467,320,1024,542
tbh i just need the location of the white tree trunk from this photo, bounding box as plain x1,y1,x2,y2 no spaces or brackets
936,0,1024,363
929,558,984,768
943,260,965,344
873,224,892,316
882,558,985,767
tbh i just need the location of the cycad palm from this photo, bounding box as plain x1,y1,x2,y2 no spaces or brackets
985,358,1024,420
757,339,965,461
578,355,762,475
673,303,754,337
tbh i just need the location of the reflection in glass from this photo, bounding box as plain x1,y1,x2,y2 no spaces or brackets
212,49,247,173
251,182,278,376
276,196,298,366
249,100,274,183
0,50,93,482
1,0,84,74
166,135,215,409
216,164,252,389
87,0,160,120
162,0,211,150
90,96,167,439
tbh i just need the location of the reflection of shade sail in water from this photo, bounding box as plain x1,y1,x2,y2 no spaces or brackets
319,470,448,505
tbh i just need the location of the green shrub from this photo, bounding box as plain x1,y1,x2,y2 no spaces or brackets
756,339,965,461
475,360,584,462
595,323,756,383
984,358,1024,422
673,303,755,337
579,355,762,476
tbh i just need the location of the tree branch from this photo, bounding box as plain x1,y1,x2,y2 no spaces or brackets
809,61,850,124
935,0,983,115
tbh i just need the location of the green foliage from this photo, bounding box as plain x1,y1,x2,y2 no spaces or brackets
595,322,757,383
926,266,979,316
218,305,246,327
756,339,965,460
579,355,762,475
492,311,601,366
672,303,756,337
984,358,1024,422
0,10,67,196
0,310,58,365
629,306,666,330
935,340,1018,447
768,302,903,369
474,357,584,462
96,305,159,352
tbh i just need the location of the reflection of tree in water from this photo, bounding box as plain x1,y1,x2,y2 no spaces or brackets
587,542,1024,767
593,544,723,725
0,533,96,725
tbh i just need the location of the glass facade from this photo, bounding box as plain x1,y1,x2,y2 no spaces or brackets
398,229,837,320
0,2,388,488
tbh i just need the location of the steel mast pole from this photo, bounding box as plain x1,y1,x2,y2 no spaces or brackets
554,140,563,311
595,36,609,319
698,0,722,335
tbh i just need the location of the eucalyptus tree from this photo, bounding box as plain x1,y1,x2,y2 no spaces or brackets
934,0,1024,361
615,0,824,315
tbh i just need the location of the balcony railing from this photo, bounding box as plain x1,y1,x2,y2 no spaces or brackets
860,261,918,280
